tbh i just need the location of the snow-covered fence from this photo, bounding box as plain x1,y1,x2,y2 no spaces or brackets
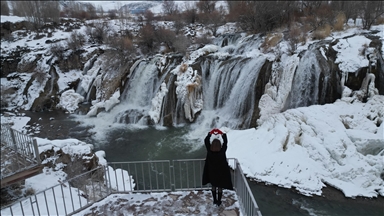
1,124,41,180
0,166,106,216
1,159,262,216
99,159,262,216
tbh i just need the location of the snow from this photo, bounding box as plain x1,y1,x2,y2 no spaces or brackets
149,82,168,123
1,10,384,215
226,95,384,198
57,89,85,113
0,15,25,23
333,36,371,73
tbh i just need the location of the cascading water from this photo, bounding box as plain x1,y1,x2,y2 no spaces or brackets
114,56,165,124
284,46,322,110
195,55,266,130
80,35,344,132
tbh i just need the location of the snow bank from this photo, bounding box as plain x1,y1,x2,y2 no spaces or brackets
57,89,84,113
333,36,371,73
228,95,384,197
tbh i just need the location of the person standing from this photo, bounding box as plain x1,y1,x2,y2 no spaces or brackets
202,128,233,206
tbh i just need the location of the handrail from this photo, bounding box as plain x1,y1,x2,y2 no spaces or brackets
1,124,41,180
1,158,262,216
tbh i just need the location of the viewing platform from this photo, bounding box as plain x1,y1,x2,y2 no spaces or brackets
1,124,42,188
0,125,262,215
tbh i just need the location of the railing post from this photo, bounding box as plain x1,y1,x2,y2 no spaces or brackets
169,160,175,191
105,166,111,195
9,128,18,152
32,139,41,164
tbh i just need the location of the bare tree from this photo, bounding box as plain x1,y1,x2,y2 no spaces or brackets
97,5,104,18
155,27,176,51
87,21,109,44
225,1,247,22
108,9,117,19
1,1,10,15
360,1,384,29
162,0,179,16
143,9,155,24
85,3,97,19
174,17,185,35
41,1,60,23
11,1,60,29
342,1,361,22
200,7,225,36
196,0,216,14
67,31,86,51
138,24,157,54
181,2,198,24
237,1,286,33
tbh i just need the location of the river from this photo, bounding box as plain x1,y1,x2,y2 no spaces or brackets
22,110,384,216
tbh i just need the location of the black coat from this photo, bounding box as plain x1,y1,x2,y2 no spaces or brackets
202,133,233,190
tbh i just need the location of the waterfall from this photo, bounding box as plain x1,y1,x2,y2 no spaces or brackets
114,55,181,124
284,48,322,110
83,35,345,131
196,55,266,130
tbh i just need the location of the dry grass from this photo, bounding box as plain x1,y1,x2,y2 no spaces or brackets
180,63,188,73
24,188,35,197
121,37,134,50
287,23,309,54
376,16,384,25
261,33,282,52
313,24,332,40
333,12,346,31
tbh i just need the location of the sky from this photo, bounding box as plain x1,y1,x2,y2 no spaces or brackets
1,4,384,215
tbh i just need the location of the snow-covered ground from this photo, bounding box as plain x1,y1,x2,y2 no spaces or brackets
1,2,384,215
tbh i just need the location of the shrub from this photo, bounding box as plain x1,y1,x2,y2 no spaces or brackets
288,24,301,54
194,34,212,46
86,21,109,44
138,24,157,54
174,18,185,35
67,31,85,51
50,42,66,59
1,87,17,108
261,33,282,52
312,24,332,40
108,35,135,54
376,16,384,25
173,35,190,55
333,12,346,31
24,188,35,197
180,63,188,73
155,27,176,52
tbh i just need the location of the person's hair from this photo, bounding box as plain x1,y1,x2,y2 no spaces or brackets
210,139,221,152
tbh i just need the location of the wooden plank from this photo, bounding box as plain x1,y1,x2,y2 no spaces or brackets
1,165,43,188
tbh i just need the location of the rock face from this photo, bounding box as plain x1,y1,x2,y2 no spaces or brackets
40,147,100,179
1,19,383,129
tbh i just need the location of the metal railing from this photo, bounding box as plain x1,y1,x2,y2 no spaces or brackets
1,124,41,179
232,159,262,216
1,159,262,216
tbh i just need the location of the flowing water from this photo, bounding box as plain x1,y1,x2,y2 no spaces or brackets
13,34,383,216
20,111,384,216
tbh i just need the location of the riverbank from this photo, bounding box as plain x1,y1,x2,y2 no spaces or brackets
250,181,383,215
2,110,384,215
